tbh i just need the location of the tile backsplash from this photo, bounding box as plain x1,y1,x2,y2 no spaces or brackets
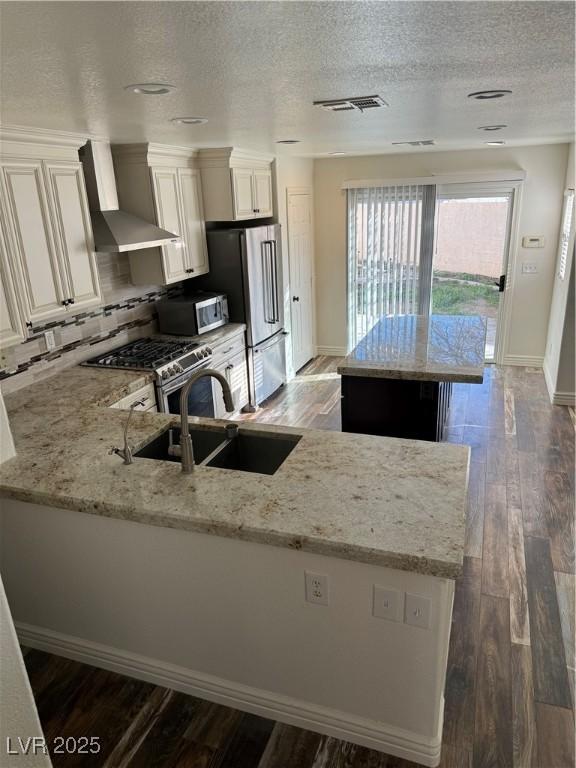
1,253,179,394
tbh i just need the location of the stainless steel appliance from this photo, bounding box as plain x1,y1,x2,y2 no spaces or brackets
80,141,180,253
83,338,219,417
156,292,229,337
198,224,286,408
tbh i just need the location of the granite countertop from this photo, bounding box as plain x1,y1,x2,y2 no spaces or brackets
338,314,487,383
0,338,470,579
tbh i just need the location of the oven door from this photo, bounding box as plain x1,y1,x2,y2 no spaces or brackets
195,296,229,335
157,364,215,417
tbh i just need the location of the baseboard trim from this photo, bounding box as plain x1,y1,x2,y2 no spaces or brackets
16,622,442,767
502,354,544,368
316,346,347,357
542,359,575,406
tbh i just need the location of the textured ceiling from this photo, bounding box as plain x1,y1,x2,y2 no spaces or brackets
0,1,574,156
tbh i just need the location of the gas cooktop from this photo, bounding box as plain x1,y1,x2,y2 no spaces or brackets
83,337,213,384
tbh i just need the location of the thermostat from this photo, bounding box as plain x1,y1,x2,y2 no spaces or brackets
522,235,545,248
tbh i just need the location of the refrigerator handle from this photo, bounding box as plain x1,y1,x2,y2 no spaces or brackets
261,240,273,323
270,240,280,322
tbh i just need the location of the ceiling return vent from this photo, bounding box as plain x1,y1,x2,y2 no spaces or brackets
313,95,389,113
392,140,436,147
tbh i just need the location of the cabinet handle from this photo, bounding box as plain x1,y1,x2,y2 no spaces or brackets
69,298,75,305
25,321,32,329
62,300,68,306
185,268,194,274
292,296,300,302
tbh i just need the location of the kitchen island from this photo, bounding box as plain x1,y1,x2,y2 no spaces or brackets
338,314,487,442
0,364,469,766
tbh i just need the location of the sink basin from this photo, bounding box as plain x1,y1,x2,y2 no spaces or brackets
206,433,301,475
134,425,225,464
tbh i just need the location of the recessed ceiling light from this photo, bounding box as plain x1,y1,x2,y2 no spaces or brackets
484,140,506,146
276,139,301,144
171,117,208,125
124,83,176,95
468,90,512,100
329,151,347,156
478,125,508,131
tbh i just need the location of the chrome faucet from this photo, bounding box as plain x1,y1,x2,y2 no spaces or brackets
109,398,146,465
174,368,235,473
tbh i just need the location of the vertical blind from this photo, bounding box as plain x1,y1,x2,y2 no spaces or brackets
347,184,436,349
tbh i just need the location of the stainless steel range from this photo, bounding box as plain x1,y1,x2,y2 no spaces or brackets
84,337,216,416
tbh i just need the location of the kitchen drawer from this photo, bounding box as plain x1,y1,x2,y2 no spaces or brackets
109,382,156,412
210,332,246,365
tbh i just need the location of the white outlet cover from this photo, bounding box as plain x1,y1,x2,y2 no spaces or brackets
305,570,329,606
521,262,538,274
405,593,432,630
44,330,56,351
373,586,403,622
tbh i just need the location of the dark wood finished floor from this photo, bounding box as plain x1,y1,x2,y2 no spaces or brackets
22,358,575,767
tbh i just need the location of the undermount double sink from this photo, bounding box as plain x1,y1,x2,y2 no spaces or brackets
135,424,300,475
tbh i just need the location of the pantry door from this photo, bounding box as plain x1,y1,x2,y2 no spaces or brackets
287,189,315,372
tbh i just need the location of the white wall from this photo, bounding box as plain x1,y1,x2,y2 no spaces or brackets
273,157,314,379
314,144,569,361
544,143,575,404
0,577,52,768
2,499,454,766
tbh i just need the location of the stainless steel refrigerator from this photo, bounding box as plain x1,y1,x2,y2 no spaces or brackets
199,224,286,409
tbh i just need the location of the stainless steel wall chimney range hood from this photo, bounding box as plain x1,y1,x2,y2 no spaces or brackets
80,141,180,253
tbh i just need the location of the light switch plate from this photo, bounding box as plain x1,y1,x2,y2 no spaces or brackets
373,586,403,622
405,593,431,629
44,330,56,351
522,262,538,274
522,235,545,248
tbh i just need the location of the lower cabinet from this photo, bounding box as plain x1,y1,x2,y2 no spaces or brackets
211,336,249,418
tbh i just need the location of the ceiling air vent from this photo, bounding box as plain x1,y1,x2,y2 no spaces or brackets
313,95,389,113
392,140,436,147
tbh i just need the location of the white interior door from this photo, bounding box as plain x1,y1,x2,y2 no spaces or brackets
287,190,315,371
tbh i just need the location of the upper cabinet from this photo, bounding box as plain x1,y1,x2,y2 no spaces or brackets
0,212,26,348
113,144,209,286
198,148,274,221
0,128,101,340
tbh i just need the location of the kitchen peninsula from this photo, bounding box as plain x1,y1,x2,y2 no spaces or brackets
339,314,487,442
0,365,469,766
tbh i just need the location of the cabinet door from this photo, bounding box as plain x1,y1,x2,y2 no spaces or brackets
231,168,255,219
151,167,188,283
226,349,249,413
253,169,273,217
0,161,67,321
177,169,209,277
0,216,26,348
44,162,101,311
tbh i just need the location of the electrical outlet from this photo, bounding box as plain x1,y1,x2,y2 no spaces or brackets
405,593,432,629
305,571,329,606
44,330,56,351
522,262,538,274
373,586,403,622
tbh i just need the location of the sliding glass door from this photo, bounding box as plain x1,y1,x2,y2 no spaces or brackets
432,184,515,362
347,180,516,362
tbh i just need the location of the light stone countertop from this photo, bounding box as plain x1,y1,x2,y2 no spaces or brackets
338,314,487,383
0,351,470,579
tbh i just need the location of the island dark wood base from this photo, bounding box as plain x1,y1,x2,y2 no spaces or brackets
341,375,453,442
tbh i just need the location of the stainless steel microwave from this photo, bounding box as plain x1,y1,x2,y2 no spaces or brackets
156,292,229,336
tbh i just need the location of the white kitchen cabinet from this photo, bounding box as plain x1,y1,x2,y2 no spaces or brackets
44,162,101,311
0,160,68,322
198,148,274,221
0,215,26,348
0,147,101,325
113,145,209,286
210,333,249,418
